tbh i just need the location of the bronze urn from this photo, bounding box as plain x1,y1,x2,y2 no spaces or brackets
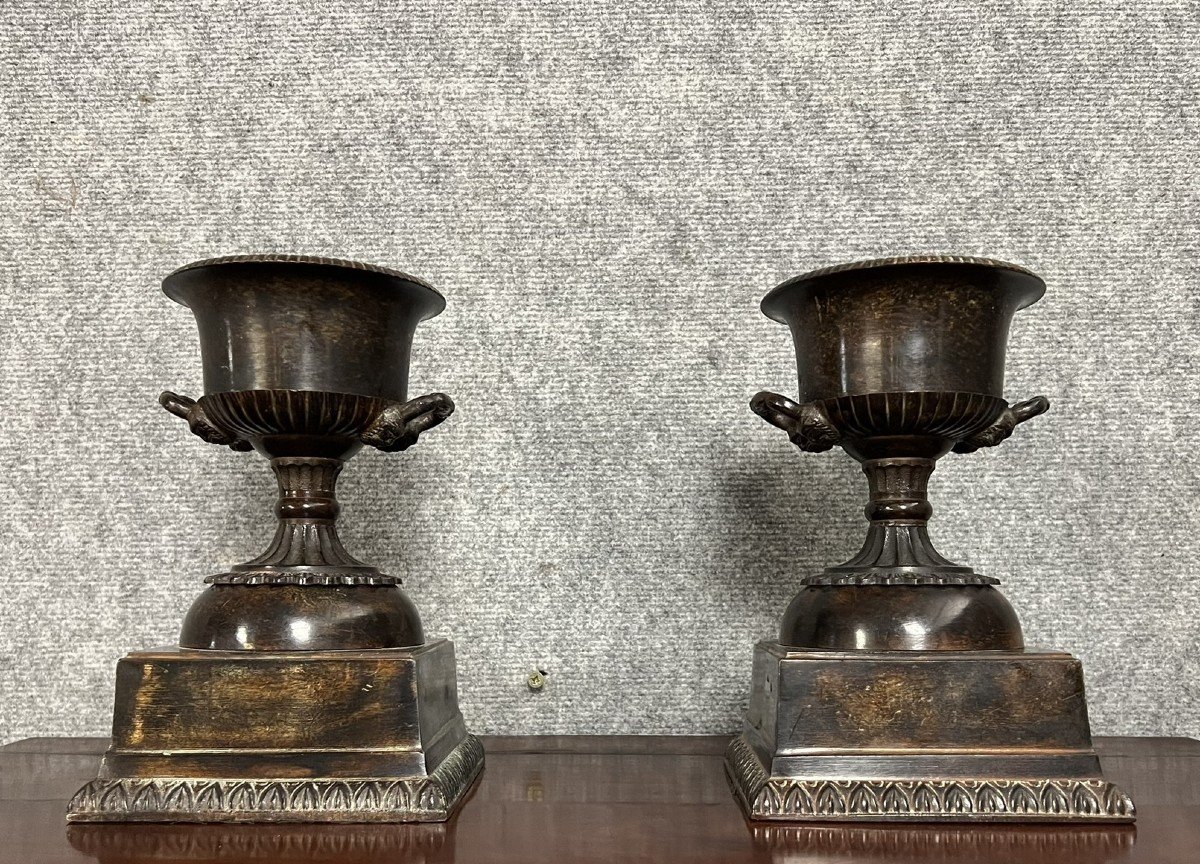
160,254,453,649
69,255,483,824
726,255,1134,823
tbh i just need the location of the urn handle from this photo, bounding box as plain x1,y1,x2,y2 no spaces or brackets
361,392,455,452
953,395,1050,454
159,391,252,451
750,391,841,453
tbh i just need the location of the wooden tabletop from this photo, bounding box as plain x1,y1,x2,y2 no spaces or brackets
2,735,1197,863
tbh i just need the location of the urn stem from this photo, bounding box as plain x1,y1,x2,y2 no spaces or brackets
862,457,935,524
840,456,961,573
237,457,369,572
811,455,991,584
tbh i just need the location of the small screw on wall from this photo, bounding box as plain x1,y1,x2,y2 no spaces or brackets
527,669,548,692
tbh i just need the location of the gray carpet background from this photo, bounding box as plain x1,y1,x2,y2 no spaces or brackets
1,1,1198,743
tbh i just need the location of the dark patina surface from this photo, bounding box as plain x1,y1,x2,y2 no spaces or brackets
69,256,481,823
730,255,1132,821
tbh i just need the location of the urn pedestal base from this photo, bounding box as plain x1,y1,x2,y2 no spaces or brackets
725,641,1134,822
67,639,483,823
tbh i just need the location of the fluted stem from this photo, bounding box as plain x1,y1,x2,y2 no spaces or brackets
241,457,366,569
812,456,990,583
862,458,935,525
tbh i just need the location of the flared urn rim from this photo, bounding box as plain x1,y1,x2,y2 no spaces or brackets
164,252,445,316
760,254,1046,404
162,253,445,404
762,254,1045,323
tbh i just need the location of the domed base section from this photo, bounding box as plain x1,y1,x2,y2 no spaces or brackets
180,585,424,650
780,585,1023,652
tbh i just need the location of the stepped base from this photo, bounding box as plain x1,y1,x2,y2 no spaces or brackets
725,641,1134,822
67,640,483,823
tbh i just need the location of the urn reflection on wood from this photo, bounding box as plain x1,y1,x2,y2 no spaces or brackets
726,256,1134,822
68,255,483,823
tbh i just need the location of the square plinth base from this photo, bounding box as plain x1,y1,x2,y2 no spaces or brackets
67,639,483,823
725,641,1134,823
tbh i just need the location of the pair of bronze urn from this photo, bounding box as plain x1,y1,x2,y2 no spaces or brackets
66,254,1135,825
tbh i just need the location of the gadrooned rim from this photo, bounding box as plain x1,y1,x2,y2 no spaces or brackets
791,254,1038,282
167,253,437,290
165,254,445,319
763,254,1046,321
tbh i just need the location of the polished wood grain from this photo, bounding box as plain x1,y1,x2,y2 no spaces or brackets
2,736,1197,863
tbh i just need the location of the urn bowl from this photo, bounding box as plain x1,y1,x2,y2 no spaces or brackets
162,254,446,403
762,255,1045,404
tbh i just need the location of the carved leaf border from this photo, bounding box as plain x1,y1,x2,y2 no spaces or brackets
725,736,1134,821
67,735,484,822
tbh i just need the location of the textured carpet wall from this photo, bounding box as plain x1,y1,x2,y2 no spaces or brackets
1,1,1198,743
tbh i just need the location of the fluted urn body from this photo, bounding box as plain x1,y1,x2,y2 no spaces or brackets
161,255,455,651
753,256,1049,652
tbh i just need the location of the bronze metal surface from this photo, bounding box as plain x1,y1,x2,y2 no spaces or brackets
68,643,483,823
733,255,1131,821
161,254,444,402
158,256,457,646
760,255,1044,402
779,585,1023,652
70,256,481,823
727,642,1133,822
